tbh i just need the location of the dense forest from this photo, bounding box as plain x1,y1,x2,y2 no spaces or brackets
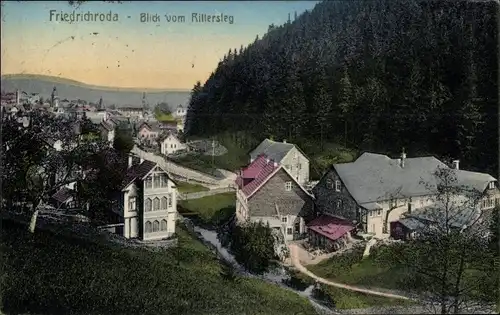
185,0,498,177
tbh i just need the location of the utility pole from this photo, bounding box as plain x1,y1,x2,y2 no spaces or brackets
212,138,215,169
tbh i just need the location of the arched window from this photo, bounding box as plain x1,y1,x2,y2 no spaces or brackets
161,219,167,231
145,198,152,212
161,196,168,209
145,221,152,233
153,220,159,232
153,198,160,211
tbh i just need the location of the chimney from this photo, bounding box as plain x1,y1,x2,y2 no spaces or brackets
408,202,412,214
274,162,278,167
283,139,287,144
452,160,460,170
266,158,270,164
140,158,144,164
128,155,133,168
400,148,406,168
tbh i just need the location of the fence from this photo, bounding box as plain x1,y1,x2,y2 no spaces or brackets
178,187,236,201
97,223,124,234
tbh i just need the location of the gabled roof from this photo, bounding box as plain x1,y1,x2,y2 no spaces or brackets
236,154,313,200
331,152,497,206
52,187,74,203
158,131,178,142
138,121,162,132
100,121,114,131
406,204,480,230
307,215,355,241
250,139,296,163
122,160,158,189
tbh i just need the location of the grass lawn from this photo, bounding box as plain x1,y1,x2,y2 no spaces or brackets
178,193,236,227
173,133,251,175
176,181,210,193
155,112,176,122
307,245,424,295
289,271,415,310
1,219,317,315
307,244,495,304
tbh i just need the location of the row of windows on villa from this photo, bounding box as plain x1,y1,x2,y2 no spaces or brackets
481,197,499,209
128,194,173,212
145,219,168,233
145,173,169,189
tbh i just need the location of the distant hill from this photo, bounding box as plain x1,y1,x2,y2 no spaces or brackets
1,74,191,109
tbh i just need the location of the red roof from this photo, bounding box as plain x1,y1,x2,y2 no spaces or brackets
236,154,280,198
307,215,355,241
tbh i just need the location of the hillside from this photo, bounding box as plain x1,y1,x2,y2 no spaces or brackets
1,74,190,109
185,0,498,177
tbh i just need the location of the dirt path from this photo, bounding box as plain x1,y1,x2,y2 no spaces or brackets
288,243,416,301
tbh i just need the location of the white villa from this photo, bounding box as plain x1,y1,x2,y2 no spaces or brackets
112,156,178,241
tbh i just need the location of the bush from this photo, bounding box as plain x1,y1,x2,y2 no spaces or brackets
229,221,277,274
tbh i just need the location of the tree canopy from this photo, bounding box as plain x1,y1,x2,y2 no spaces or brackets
185,0,497,178
227,221,277,274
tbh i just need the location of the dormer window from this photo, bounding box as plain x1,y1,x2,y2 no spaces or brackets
489,182,495,190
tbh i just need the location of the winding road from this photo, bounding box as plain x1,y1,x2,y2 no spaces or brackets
131,146,237,188
288,243,415,301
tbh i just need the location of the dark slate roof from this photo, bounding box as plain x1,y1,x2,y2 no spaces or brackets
138,121,162,132
52,187,74,203
122,160,158,189
398,217,426,231
332,153,497,206
406,204,480,230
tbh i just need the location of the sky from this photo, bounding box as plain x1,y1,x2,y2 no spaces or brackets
1,1,319,90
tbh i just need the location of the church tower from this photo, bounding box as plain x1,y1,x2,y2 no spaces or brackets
15,89,20,106
142,92,148,115
51,87,59,109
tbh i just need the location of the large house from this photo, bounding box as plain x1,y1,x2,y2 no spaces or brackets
159,132,186,155
137,122,162,141
235,154,314,241
313,151,499,239
111,156,178,241
249,139,310,186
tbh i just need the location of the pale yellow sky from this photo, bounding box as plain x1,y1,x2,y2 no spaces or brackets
1,1,318,89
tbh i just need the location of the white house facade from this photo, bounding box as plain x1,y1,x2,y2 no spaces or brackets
160,133,186,155
118,157,177,241
313,151,499,239
249,139,310,186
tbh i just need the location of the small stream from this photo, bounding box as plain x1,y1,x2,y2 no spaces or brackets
190,223,338,315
